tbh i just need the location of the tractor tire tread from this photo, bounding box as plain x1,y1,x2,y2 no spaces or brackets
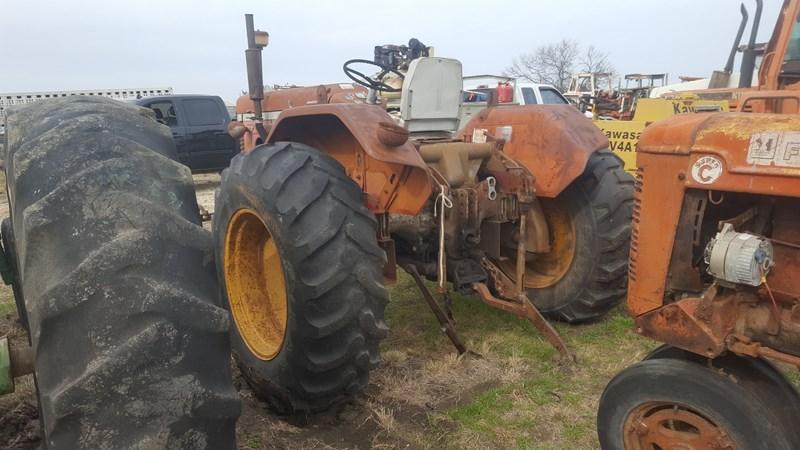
215,141,388,414
543,150,634,323
4,97,239,449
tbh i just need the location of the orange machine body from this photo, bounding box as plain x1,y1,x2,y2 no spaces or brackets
234,83,368,119
232,83,369,150
459,105,608,198
630,111,800,363
266,103,432,216
235,98,606,216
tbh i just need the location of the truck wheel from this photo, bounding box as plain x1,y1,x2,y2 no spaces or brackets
4,97,240,448
500,149,633,323
597,358,796,450
213,142,389,414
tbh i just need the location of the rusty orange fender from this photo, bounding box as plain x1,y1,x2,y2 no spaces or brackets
459,105,608,198
267,103,433,215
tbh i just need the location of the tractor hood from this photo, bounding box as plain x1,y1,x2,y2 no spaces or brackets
639,112,800,197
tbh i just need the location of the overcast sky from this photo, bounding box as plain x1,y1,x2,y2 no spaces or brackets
2,0,785,103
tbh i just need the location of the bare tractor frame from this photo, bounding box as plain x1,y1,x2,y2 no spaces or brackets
220,15,633,413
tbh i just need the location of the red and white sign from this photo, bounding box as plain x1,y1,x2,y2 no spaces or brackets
691,156,723,185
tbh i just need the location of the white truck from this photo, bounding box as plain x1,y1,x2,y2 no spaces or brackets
459,75,568,129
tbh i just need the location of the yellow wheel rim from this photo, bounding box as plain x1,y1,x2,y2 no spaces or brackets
499,200,577,289
223,208,288,360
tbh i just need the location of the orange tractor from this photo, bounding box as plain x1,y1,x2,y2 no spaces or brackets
597,1,800,448
217,15,633,413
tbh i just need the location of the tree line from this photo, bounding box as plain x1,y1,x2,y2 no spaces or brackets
505,39,615,92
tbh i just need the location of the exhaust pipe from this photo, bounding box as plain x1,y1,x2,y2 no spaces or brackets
244,14,269,140
725,4,750,74
710,3,750,89
739,0,763,88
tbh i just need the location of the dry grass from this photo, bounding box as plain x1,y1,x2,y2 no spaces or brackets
369,404,396,432
1,248,797,449
376,274,800,450
362,274,659,449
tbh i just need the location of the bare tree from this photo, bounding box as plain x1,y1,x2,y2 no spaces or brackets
505,39,578,92
580,45,615,76
505,41,615,92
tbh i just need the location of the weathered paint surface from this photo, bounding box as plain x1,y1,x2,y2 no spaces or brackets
460,105,607,198
268,103,433,215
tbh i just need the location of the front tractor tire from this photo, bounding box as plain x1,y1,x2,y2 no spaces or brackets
213,142,389,414
4,97,240,448
503,149,633,323
598,357,799,450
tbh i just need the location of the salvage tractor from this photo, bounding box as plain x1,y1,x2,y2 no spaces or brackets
219,15,633,413
597,97,800,450
596,1,800,448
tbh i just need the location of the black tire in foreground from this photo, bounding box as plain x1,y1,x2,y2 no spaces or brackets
4,97,240,448
644,345,800,447
524,149,634,323
597,357,798,450
213,142,389,414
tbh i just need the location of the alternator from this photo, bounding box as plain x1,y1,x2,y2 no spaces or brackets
704,223,774,287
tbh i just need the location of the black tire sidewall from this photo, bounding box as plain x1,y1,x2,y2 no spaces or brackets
214,170,301,410
529,184,596,313
597,358,792,450
5,97,239,448
644,346,800,447
213,142,389,414
525,149,633,322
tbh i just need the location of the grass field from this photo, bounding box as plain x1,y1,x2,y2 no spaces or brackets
2,257,800,449
368,274,656,449
9,270,796,449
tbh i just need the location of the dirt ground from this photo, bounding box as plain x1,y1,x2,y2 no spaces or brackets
4,173,794,449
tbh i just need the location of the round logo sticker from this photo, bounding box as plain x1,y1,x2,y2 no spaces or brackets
691,156,723,185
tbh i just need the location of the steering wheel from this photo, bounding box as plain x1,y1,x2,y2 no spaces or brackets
343,59,404,93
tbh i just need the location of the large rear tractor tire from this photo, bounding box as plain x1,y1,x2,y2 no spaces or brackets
4,97,240,448
213,142,389,414
597,358,798,450
501,149,633,323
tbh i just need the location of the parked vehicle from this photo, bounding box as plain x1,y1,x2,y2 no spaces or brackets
598,1,800,448
136,95,237,172
463,75,569,105
460,75,568,128
226,16,632,414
